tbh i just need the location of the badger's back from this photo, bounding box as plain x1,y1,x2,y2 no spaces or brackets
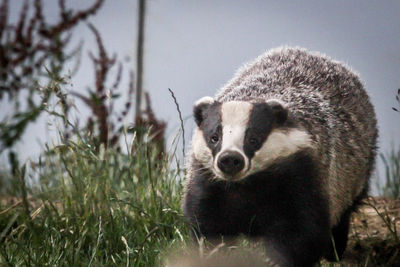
216,47,378,226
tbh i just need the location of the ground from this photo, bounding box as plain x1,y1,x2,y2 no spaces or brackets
1,196,399,266
338,196,400,266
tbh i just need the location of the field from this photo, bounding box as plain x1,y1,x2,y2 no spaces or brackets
1,133,399,266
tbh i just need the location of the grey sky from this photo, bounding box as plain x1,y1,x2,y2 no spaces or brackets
2,1,400,189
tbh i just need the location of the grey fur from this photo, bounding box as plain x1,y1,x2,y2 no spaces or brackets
210,46,378,226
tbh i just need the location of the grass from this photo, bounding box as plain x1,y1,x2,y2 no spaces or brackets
377,146,400,199
0,131,189,266
1,123,399,266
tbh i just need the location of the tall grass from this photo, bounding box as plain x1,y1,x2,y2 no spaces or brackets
377,146,400,199
0,131,189,266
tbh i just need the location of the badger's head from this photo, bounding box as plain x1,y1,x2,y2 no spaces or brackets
192,96,313,181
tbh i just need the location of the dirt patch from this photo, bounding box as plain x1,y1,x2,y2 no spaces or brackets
341,197,400,266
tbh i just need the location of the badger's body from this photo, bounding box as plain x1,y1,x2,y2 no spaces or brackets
183,47,378,266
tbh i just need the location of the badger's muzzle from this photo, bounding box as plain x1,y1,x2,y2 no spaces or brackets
217,151,245,177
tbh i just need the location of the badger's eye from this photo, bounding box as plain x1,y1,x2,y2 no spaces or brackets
210,134,219,144
249,137,259,146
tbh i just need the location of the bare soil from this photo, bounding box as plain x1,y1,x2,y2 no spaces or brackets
340,196,400,266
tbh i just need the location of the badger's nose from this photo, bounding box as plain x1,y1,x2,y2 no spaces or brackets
217,151,245,176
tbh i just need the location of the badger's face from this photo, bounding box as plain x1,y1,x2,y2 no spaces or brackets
192,97,313,181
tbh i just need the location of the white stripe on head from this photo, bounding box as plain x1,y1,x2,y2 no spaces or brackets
249,128,314,174
214,101,252,177
192,128,213,169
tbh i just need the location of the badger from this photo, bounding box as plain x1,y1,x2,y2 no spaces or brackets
183,47,378,266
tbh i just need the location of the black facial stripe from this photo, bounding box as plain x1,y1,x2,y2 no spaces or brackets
200,102,222,156
244,103,274,159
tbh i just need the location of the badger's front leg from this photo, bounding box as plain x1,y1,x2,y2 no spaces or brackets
183,154,331,266
183,177,330,267
259,214,330,267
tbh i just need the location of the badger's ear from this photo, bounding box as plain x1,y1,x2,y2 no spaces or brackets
193,96,214,126
266,99,288,124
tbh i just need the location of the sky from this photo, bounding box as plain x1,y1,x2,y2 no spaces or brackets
2,0,400,190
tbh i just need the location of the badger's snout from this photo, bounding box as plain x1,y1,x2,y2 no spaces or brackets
217,151,245,176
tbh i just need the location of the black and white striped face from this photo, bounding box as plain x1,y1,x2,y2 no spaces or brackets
192,97,313,181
